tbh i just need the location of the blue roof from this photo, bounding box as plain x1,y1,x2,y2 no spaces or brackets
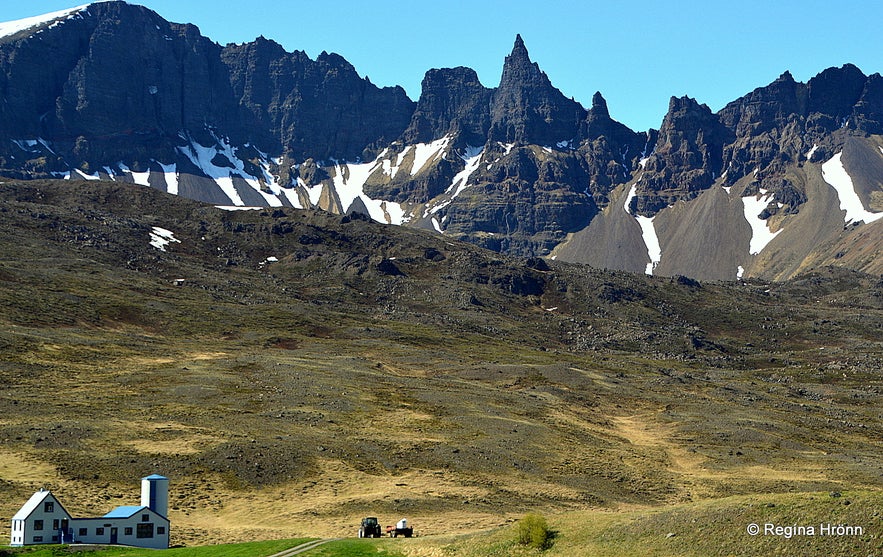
142,474,168,480
103,505,147,519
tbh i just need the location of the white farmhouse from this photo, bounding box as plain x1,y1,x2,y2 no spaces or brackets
10,474,170,549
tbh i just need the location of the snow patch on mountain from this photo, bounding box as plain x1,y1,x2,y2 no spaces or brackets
0,4,92,39
423,145,485,222
821,152,883,225
742,189,782,255
149,226,180,252
176,130,302,207
331,158,408,225
117,162,150,186
73,169,101,181
159,162,179,195
624,184,662,275
449,146,483,198
410,136,451,176
636,215,661,275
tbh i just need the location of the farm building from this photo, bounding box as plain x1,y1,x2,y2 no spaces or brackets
10,474,170,549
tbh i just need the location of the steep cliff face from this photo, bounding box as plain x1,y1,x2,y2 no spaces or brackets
634,96,732,216
222,37,415,162
401,66,493,147
0,2,241,173
554,63,883,280
488,35,586,146
2,4,883,280
359,36,630,256
0,3,413,179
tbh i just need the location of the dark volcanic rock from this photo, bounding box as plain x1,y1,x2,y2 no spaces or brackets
806,64,867,123
401,67,493,147
718,71,805,138
440,144,598,256
221,38,415,161
579,92,651,206
488,35,587,146
853,73,883,134
633,96,732,216
0,3,415,176
0,2,241,171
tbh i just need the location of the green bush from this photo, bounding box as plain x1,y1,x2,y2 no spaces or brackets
516,512,553,550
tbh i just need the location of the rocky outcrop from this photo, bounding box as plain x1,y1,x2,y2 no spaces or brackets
488,35,586,146
633,96,731,215
853,73,883,134
580,92,651,206
401,66,493,147
0,2,241,173
222,38,415,162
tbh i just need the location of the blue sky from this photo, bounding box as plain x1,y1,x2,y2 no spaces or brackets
6,1,883,132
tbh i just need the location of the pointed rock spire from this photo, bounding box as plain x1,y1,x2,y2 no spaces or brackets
499,33,539,86
490,34,586,145
591,91,609,118
511,33,528,58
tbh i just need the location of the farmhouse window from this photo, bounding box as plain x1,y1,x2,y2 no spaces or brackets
136,523,154,538
96,527,104,535
157,526,166,535
142,514,150,522
79,528,88,536
125,527,133,535
34,520,43,530
44,502,54,513
33,536,43,542
53,519,59,530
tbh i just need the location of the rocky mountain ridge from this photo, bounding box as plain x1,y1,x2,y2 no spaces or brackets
1,2,882,280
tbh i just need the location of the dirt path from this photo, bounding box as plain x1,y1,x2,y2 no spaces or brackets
611,413,706,477
610,412,833,499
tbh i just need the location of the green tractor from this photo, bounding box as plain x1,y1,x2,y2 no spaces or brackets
358,516,382,538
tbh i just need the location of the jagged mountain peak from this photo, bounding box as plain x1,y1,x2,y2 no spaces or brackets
2,5,883,282
665,95,708,114
775,70,796,83
499,33,546,85
510,33,528,58
401,66,492,145
0,1,150,43
590,91,610,118
807,63,868,119
490,35,587,145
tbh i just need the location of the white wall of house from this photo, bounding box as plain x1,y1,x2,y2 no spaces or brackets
9,491,73,546
70,508,170,550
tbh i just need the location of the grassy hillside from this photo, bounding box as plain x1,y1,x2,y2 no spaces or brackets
0,180,880,552
400,491,882,556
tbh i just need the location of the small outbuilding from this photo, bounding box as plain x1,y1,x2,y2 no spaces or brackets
10,474,170,549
